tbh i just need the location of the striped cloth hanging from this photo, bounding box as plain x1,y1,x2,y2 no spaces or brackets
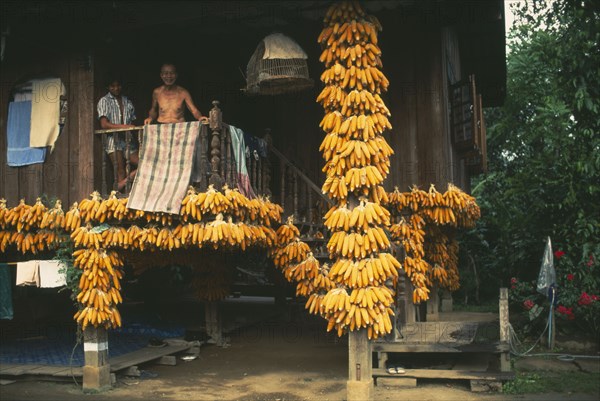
127,122,200,214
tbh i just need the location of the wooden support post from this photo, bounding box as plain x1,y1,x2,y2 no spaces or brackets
205,301,223,346
82,326,111,392
101,133,108,196
198,124,210,190
440,288,454,312
426,286,440,321
376,351,388,370
220,116,227,182
395,273,415,341
499,287,511,372
347,330,373,401
209,100,223,189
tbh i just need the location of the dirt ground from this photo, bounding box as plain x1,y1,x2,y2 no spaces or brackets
2,300,599,401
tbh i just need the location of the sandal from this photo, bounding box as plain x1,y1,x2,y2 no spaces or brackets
387,366,406,375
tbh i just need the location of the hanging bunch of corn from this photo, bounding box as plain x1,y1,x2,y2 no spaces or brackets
181,185,282,228
270,216,335,301
423,225,460,291
387,198,431,304
73,246,124,329
0,198,65,254
191,253,232,301
387,183,481,302
316,1,400,340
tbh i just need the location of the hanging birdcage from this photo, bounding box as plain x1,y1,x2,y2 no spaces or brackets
245,33,313,96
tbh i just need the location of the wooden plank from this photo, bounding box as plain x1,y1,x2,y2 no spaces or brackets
0,363,83,378
372,341,508,354
0,364,21,373
108,344,191,372
372,368,514,381
18,365,73,376
53,367,82,377
395,321,479,344
373,343,461,353
0,365,31,376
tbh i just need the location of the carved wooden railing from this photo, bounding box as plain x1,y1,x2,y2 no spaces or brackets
94,126,143,196
94,100,331,225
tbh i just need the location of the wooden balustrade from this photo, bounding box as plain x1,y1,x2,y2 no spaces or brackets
94,100,328,225
94,126,143,196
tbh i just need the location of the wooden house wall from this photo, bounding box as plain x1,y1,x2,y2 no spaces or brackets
1,10,476,207
0,51,94,207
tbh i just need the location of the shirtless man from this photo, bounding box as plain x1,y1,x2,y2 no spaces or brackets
144,63,208,125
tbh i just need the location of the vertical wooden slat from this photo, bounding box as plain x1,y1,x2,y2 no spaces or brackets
100,133,107,196
280,160,286,212
257,157,262,195
416,29,447,188
293,172,298,218
220,126,226,181
124,130,132,193
388,21,418,191
263,129,272,197
199,124,209,191
208,101,223,189
251,150,257,195
67,53,94,203
307,188,313,224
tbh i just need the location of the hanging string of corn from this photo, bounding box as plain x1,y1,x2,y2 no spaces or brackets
271,216,335,298
1,184,284,329
0,198,65,253
316,1,401,339
387,183,481,302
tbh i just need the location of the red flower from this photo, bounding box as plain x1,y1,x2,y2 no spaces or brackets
523,300,535,310
554,250,565,260
577,292,598,306
556,305,575,320
511,277,518,284
566,273,574,281
587,255,595,267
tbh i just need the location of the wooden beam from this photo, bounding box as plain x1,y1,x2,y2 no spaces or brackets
347,330,373,401
499,287,510,372
82,326,111,392
372,368,514,380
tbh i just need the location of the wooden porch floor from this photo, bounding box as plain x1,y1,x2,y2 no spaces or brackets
0,342,192,380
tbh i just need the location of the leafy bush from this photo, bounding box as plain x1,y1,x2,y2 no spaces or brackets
508,249,600,338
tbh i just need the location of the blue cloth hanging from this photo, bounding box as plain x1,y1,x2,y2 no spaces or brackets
7,101,47,166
